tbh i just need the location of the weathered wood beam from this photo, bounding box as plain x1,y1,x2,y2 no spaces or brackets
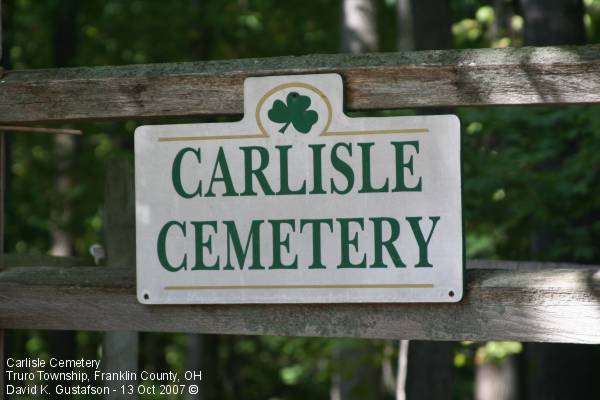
1,45,600,123
0,1,6,385
0,253,91,267
0,126,81,135
0,264,598,344
103,158,138,399
466,259,597,270
0,255,590,270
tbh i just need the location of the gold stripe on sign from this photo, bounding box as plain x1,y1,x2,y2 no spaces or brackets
321,128,428,137
158,133,266,142
164,283,434,290
157,128,427,142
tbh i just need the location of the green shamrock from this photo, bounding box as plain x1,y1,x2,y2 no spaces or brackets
267,92,318,134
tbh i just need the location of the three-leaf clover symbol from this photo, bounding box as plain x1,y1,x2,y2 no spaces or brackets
267,92,318,134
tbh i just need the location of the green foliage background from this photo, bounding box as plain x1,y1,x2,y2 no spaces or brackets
3,0,600,399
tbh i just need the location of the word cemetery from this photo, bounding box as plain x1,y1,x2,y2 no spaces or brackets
135,74,463,304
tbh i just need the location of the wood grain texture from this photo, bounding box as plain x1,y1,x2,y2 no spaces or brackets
0,253,90,267
1,45,600,123
104,159,135,268
1,6,7,387
103,158,138,399
0,125,81,135
0,264,598,344
0,328,3,400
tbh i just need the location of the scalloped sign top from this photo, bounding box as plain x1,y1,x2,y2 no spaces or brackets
134,74,463,304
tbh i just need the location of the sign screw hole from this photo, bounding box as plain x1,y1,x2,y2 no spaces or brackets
448,291,455,297
143,293,150,300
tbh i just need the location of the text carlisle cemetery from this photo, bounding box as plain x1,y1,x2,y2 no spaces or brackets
135,74,463,304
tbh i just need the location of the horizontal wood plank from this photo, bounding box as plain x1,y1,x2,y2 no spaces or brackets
0,253,92,267
1,262,599,344
1,45,600,123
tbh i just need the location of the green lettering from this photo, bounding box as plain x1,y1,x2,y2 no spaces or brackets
309,144,326,194
300,219,333,268
358,142,389,193
191,221,219,270
240,146,275,196
330,143,354,195
172,148,202,198
205,147,238,197
407,216,440,267
276,145,306,195
223,220,264,269
337,217,366,268
157,221,187,272
269,219,298,269
370,217,405,268
392,141,422,192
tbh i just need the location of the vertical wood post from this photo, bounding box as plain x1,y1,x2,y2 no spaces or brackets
0,132,4,400
102,158,138,399
396,340,409,400
0,135,3,254
0,332,3,400
406,341,454,400
1,1,6,396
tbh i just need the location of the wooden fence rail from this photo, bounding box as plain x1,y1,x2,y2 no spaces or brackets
2,44,600,344
1,45,600,123
0,261,599,344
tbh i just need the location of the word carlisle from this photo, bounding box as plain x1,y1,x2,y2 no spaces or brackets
135,74,463,304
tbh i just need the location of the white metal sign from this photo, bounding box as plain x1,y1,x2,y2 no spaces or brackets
135,73,463,304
